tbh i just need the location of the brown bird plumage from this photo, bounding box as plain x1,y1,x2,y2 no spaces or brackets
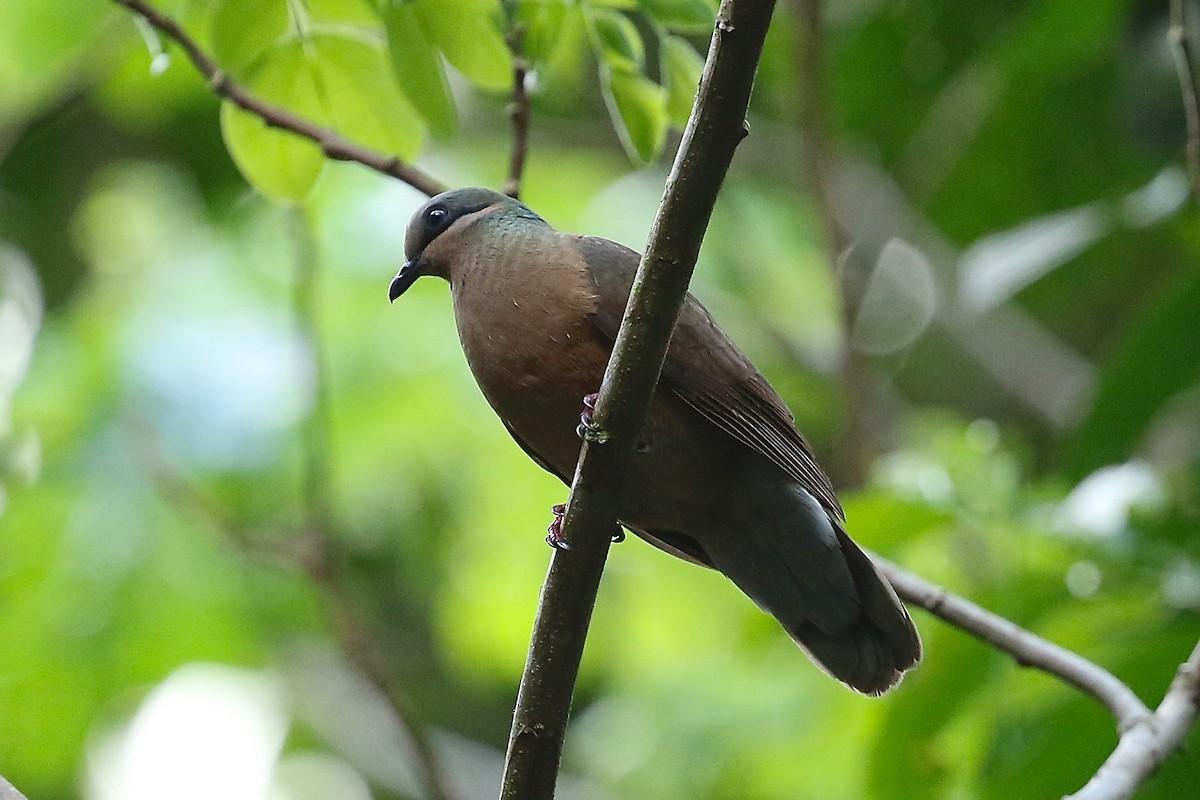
390,188,921,694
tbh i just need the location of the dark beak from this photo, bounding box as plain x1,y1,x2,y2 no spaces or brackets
388,258,423,303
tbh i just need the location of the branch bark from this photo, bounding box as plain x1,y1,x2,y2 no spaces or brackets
790,0,877,488
1064,639,1200,800
0,775,29,800
111,0,447,198
111,1,1200,796
503,25,533,199
287,209,458,800
872,554,1151,731
1170,0,1200,198
498,2,777,798
154,215,459,800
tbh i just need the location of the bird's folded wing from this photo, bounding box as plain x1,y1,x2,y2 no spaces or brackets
576,235,844,521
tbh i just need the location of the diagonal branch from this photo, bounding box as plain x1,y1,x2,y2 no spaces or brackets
287,209,458,800
872,554,1152,730
147,216,459,800
147,454,459,800
0,774,29,800
112,1,1199,797
110,0,447,198
499,2,777,798
1170,0,1200,198
789,0,875,487
1064,639,1200,800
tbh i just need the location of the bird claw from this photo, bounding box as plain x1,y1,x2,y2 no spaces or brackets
575,392,608,442
546,503,570,550
545,502,626,547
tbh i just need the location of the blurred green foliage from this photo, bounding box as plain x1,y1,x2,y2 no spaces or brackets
1,0,1199,798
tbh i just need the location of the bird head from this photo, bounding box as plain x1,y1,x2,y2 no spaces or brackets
389,187,539,302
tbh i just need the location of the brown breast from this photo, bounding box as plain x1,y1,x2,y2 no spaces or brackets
450,231,611,478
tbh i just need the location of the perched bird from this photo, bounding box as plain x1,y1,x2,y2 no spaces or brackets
389,187,921,694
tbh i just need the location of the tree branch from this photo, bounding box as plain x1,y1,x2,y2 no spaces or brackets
503,25,532,199
788,7,1191,784
872,554,1152,731
498,2,777,798
147,215,459,800
112,1,1200,797
1064,639,1200,800
147,453,458,800
1170,0,1200,198
287,209,458,800
789,0,878,487
0,774,29,800
110,0,447,198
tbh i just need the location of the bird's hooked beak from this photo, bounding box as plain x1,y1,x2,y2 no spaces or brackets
388,256,425,303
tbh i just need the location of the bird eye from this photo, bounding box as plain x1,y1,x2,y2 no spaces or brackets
426,206,448,228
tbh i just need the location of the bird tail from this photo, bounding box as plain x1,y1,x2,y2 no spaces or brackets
702,509,921,695
782,527,921,695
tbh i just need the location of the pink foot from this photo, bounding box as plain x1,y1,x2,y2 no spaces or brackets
546,503,570,550
545,502,626,547
576,392,602,440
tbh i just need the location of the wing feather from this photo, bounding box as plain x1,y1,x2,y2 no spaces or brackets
575,235,844,520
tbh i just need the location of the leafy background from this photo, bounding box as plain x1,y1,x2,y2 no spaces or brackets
1,0,1199,798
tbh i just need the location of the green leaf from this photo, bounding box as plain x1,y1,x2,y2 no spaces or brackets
639,0,714,32
413,0,511,91
209,0,290,79
219,40,325,202
589,7,644,71
302,0,379,25
384,0,457,137
660,34,703,127
310,32,426,159
601,64,667,163
514,0,567,64
212,27,427,202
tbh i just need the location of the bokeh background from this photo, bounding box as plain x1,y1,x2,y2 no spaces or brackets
2,0,1199,798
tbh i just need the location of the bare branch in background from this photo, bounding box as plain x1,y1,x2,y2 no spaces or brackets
1065,639,1200,800
144,214,460,800
111,0,447,198
499,2,778,797
1170,0,1200,197
286,208,459,800
111,1,1200,797
146,453,459,800
789,0,877,486
503,25,533,199
873,554,1152,730
0,774,30,800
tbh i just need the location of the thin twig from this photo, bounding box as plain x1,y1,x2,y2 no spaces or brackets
287,209,458,800
498,2,777,798
1064,639,1200,800
503,25,532,199
1170,0,1200,198
110,4,443,795
290,208,336,538
790,0,875,487
112,0,1199,796
790,0,847,300
873,554,1151,730
0,774,30,800
146,452,458,800
110,0,447,198
144,219,464,800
